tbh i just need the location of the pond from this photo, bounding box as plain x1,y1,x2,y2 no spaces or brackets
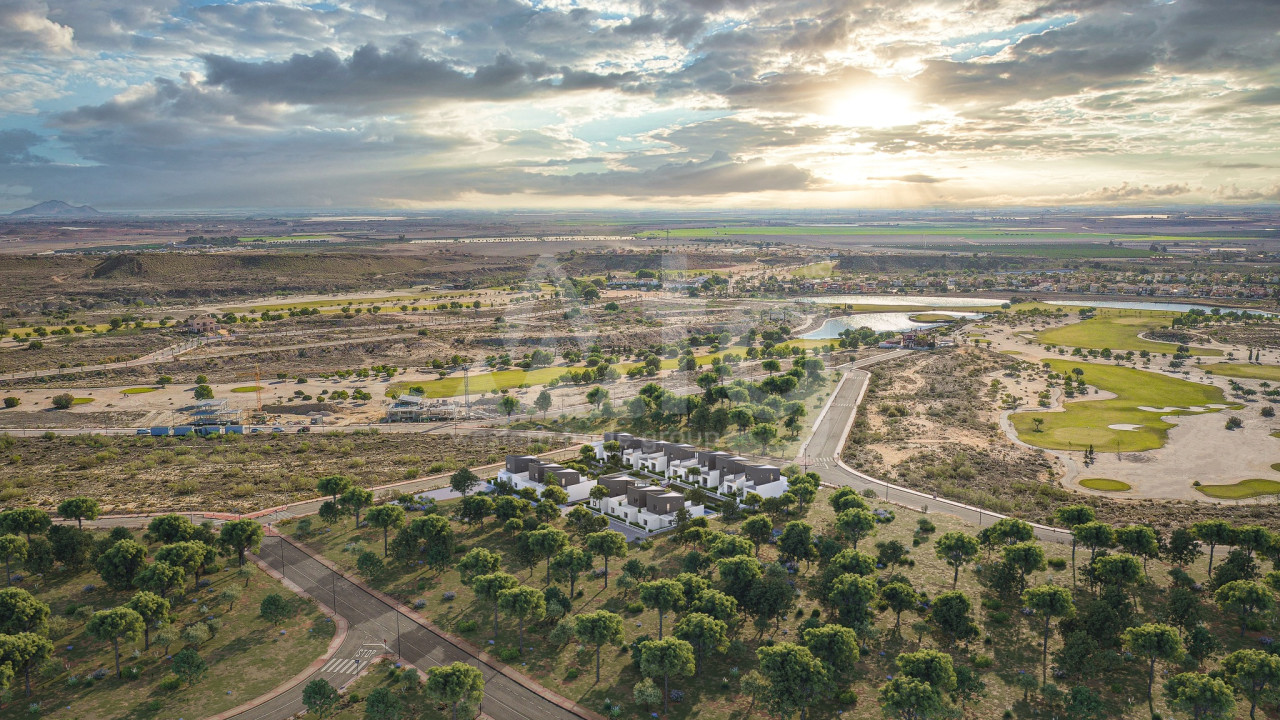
800,311,984,339
1045,299,1277,316
800,295,1005,307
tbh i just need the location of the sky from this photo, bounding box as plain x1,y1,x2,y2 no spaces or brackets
0,0,1277,212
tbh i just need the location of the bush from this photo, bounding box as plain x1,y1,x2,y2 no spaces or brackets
860,488,878,499
51,394,74,410
972,654,994,669
565,668,580,680
498,647,520,662
1047,558,1068,570
916,518,936,533
457,620,478,633
837,689,859,706
2,397,18,409
158,676,182,692
1226,415,1243,430
1263,406,1275,418
625,602,645,614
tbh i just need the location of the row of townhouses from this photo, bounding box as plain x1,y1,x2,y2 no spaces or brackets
594,432,790,500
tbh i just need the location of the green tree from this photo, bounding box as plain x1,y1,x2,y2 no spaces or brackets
56,497,100,529
449,467,481,496
585,531,627,588
155,540,214,586
0,632,51,697
1054,504,1095,585
829,572,878,627
317,475,352,504
574,610,625,681
0,535,27,587
1115,525,1160,576
357,551,384,578
928,591,979,646
778,521,814,566
880,582,919,634
527,527,569,585
135,560,185,598
86,607,144,678
881,676,946,720
801,623,859,677
640,637,697,716
898,649,957,692
259,593,294,625
1001,541,1046,595
1123,623,1185,711
219,519,264,566
1023,584,1075,685
96,538,148,590
639,579,685,639
318,500,342,526
194,384,214,400
364,686,402,720
750,423,778,453
1222,649,1280,720
125,590,170,650
498,585,545,651
934,531,979,589
1214,580,1274,637
1164,672,1236,720
674,612,728,674
340,486,375,528
426,662,485,720
0,509,49,542
366,504,406,556
534,389,552,417
457,548,502,584
147,514,195,544
1,588,52,637
756,642,829,720
457,495,494,529
172,647,207,686
551,547,592,601
218,585,241,611
836,508,877,550
51,393,74,410
499,394,519,416
1192,520,1235,579
741,515,773,557
473,572,519,643
302,678,341,719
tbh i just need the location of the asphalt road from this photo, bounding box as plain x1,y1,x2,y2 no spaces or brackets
237,536,583,720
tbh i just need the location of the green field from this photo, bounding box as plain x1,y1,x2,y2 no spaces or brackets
240,234,334,242
120,387,159,395
1011,360,1237,452
1080,478,1131,491
71,397,94,405
638,226,1241,242
1036,308,1221,356
924,243,1154,258
1202,363,1280,381
231,385,264,393
1195,478,1280,499
909,313,961,323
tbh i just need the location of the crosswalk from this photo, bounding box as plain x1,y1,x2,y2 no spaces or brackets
320,648,381,675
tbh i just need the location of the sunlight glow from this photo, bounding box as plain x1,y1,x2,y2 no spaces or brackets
825,85,922,128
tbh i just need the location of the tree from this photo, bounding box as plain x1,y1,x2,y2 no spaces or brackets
218,521,265,569
1115,525,1160,576
357,551,384,578
96,538,148,590
51,393,74,409
1222,649,1280,720
541,484,569,506
172,647,207,686
317,475,352,504
57,497,100,529
1192,520,1235,579
1167,527,1203,568
364,686,403,720
426,662,485,720
498,585,545,651
1055,504,1095,585
741,515,773,557
830,487,869,513
881,676,946,720
934,532,979,589
674,612,728,674
126,591,170,650
575,610,625,681
147,514,195,544
778,521,814,566
218,585,241,611
802,623,859,677
829,572,878,627
585,531,627,588
898,649,957,693
457,548,502,584
639,579,685,639
0,588,49,639
0,632,50,697
1164,672,1236,720
340,486,375,528
48,525,94,570
318,500,342,526
880,582,919,634
193,384,214,400
586,386,609,410
259,593,294,625
756,642,829,720
1001,541,1046,595
155,540,213,586
135,561,185,598
366,504,406,556
527,527,569,585
0,535,26,587
1123,623,1184,711
472,572,519,643
87,607,144,678
0,509,49,542
551,547,592,601
449,467,481,496
640,637,696,716
1215,580,1274,637
978,517,1034,554
1023,585,1074,685
302,678,341,719
534,389,552,417
499,394,519,416
633,677,662,711
836,508,877,550
750,423,778,453
928,591,979,646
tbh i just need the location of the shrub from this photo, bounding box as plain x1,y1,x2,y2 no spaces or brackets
51,394,74,410
565,668,580,680
973,654,994,669
860,488,878,499
1263,406,1275,418
498,647,520,662
837,689,859,706
625,602,645,614
1226,416,1243,430
2,397,18,409
916,518,936,533
457,620,478,633
442,591,456,602
1047,558,1068,570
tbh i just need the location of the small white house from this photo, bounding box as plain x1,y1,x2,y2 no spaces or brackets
497,455,596,503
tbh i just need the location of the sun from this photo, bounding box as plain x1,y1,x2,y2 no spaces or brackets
825,85,921,128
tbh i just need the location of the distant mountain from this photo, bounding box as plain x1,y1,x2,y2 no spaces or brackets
9,200,104,218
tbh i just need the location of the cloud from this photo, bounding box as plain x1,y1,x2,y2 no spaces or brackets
1213,184,1280,202
0,1,73,53
870,174,948,184
1080,182,1193,202
0,129,51,164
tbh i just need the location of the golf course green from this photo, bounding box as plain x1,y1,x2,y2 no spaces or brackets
1080,478,1131,491
1035,308,1221,356
1011,360,1238,452
1195,478,1280,499
1202,363,1280,381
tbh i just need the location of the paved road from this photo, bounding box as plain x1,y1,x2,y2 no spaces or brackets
239,536,583,720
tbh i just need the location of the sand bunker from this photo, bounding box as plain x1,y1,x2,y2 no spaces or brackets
1139,405,1208,412
1108,424,1143,431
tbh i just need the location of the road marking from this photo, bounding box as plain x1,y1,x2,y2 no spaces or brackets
320,658,361,674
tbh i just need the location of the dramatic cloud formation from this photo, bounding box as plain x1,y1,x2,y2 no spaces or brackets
0,0,1276,210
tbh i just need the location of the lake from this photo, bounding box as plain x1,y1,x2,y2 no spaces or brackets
801,311,984,339
800,295,1005,307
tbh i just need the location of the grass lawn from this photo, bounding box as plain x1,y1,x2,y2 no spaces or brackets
1035,309,1221,356
1011,360,1237,452
280,483,1261,720
5,535,331,720
120,388,159,395
70,398,94,406
230,386,264,393
1194,478,1280,499
1202,363,1280,381
1079,478,1131,492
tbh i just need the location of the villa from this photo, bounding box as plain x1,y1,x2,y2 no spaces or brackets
497,455,597,503
593,433,790,501
588,472,705,531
